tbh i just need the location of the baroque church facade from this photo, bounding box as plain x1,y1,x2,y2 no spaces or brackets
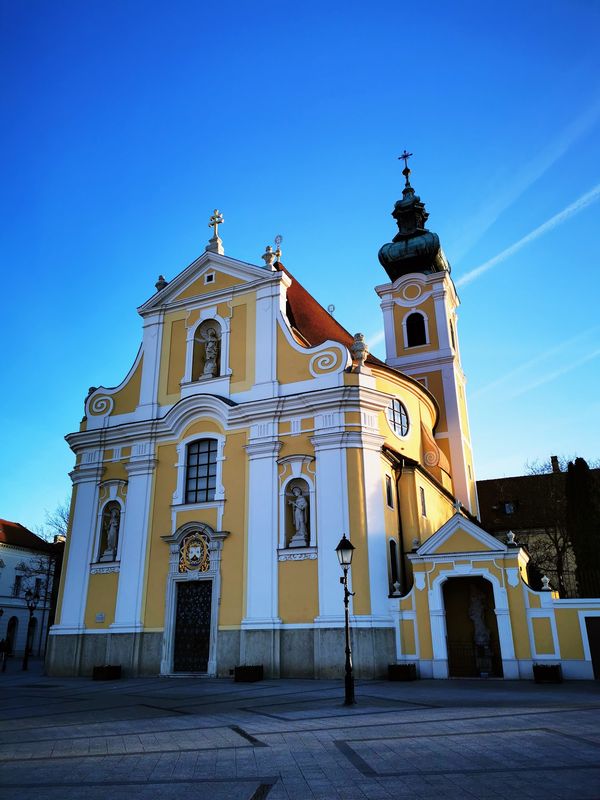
48,168,600,681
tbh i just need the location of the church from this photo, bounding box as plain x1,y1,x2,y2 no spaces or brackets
47,160,600,681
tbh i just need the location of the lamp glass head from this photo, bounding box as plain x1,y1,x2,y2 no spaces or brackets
335,533,355,567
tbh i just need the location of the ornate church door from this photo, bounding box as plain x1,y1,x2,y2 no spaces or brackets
173,580,212,672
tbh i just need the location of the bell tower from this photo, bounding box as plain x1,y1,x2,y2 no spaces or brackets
375,153,478,516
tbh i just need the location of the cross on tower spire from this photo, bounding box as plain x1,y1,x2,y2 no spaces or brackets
398,149,413,188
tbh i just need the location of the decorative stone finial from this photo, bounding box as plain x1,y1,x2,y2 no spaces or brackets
206,209,224,255
453,499,462,513
261,245,277,269
506,530,517,546
350,333,369,372
541,575,551,591
155,275,168,291
392,581,402,597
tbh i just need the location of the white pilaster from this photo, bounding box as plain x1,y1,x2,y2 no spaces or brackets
242,438,283,627
138,312,163,414
380,296,397,361
111,442,157,631
311,431,351,623
54,455,104,633
361,432,391,621
253,281,282,398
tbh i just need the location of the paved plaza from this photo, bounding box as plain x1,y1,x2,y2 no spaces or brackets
1,661,599,799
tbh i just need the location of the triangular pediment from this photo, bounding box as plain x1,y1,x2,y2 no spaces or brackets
138,251,272,314
416,514,507,556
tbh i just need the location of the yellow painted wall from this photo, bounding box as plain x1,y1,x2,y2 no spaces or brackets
175,270,244,300
346,448,371,615
532,617,555,655
229,303,247,384
218,430,247,625
276,325,312,383
400,618,416,655
158,312,187,405
435,529,495,555
84,572,118,628
111,355,143,415
555,609,584,659
278,560,319,623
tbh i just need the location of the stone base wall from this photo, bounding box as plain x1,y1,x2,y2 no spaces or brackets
46,627,396,679
46,632,163,677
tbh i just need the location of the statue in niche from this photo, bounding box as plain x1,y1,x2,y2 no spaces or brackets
201,326,221,378
287,485,309,547
99,503,120,562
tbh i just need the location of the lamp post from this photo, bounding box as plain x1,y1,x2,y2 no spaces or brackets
335,534,356,706
22,590,40,671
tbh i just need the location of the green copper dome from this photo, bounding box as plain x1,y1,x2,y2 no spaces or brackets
378,160,450,282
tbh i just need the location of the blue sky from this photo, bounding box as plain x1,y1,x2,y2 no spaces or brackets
1,0,599,532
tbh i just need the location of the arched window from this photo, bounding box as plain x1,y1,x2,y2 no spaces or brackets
185,439,218,503
406,312,427,347
192,320,222,381
450,319,456,350
389,540,400,592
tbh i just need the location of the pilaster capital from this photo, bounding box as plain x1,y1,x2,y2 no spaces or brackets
245,439,283,460
125,457,158,477
69,464,105,486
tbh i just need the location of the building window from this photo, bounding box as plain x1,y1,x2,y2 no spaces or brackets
385,475,394,507
503,501,515,515
34,578,42,597
204,272,215,285
12,575,22,596
389,539,399,588
387,399,409,437
406,312,427,347
185,439,218,503
420,486,427,517
450,320,456,349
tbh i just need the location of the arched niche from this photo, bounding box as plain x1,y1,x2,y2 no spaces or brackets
285,477,311,547
98,500,121,562
192,319,222,381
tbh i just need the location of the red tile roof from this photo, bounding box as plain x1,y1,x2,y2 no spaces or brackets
276,263,385,366
0,519,55,552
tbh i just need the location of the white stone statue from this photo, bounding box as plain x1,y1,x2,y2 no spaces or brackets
350,332,368,372
202,327,220,377
288,486,308,547
100,506,119,561
468,588,491,647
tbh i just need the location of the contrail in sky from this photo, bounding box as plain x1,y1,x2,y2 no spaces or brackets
451,97,600,260
471,327,599,399
508,347,600,399
456,182,600,288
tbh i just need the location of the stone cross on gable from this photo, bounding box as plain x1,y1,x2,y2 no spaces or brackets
208,209,224,238
206,209,225,255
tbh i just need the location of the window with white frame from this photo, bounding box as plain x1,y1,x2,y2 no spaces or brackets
386,399,409,437
185,439,218,503
385,475,394,507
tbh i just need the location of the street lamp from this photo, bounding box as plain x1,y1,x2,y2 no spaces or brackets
22,589,40,671
335,533,356,706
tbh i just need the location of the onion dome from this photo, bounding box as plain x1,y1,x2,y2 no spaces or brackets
378,152,450,281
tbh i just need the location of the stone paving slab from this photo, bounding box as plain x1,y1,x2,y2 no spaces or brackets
1,661,599,799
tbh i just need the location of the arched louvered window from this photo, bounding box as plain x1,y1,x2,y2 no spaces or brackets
406,312,427,347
